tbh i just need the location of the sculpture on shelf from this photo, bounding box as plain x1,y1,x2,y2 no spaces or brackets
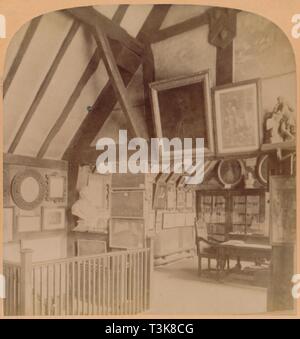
72,186,107,233
264,96,296,144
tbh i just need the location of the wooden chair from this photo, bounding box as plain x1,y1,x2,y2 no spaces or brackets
194,219,228,276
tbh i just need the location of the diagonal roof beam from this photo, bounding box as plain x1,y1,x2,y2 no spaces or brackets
3,16,42,98
94,26,147,139
67,7,144,56
63,4,171,161
63,70,134,162
8,20,80,154
111,4,129,23
137,4,171,43
36,5,131,159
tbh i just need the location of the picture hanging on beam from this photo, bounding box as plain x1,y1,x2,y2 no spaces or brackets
149,70,214,155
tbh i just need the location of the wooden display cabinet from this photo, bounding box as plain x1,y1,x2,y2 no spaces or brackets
196,189,267,241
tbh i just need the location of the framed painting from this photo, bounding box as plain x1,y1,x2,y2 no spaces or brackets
270,176,296,245
149,71,214,155
213,79,261,155
42,207,66,231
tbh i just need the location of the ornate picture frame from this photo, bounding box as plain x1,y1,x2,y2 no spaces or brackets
45,173,67,203
217,159,245,188
11,169,46,210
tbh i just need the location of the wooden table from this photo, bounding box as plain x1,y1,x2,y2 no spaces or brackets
218,241,272,275
228,232,269,245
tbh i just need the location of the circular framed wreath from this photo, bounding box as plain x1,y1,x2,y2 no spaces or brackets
11,169,46,210
217,159,245,188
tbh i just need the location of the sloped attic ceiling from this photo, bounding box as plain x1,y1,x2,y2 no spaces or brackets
3,4,212,160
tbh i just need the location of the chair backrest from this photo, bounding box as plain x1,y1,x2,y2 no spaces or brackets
194,217,210,252
195,217,209,240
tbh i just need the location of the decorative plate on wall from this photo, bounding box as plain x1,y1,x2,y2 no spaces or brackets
11,169,46,210
217,159,245,188
256,154,269,186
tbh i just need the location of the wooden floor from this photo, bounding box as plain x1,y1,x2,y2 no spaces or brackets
148,256,267,315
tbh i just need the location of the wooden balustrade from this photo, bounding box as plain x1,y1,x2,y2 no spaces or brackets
3,261,21,316
3,243,153,316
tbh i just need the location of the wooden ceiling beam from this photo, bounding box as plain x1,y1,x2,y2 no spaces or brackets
37,7,134,159
95,27,148,139
67,7,144,56
63,5,171,162
63,71,134,162
150,10,209,43
7,20,80,154
137,4,171,44
3,16,42,98
111,5,129,23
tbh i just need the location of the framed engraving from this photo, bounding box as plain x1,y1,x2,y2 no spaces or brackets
213,79,261,155
42,207,66,231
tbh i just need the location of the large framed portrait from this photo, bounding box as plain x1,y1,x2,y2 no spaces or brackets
149,71,214,155
213,79,261,155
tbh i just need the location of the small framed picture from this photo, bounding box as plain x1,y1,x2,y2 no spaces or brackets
213,79,261,155
46,174,66,203
17,215,41,233
3,207,15,242
42,207,66,231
